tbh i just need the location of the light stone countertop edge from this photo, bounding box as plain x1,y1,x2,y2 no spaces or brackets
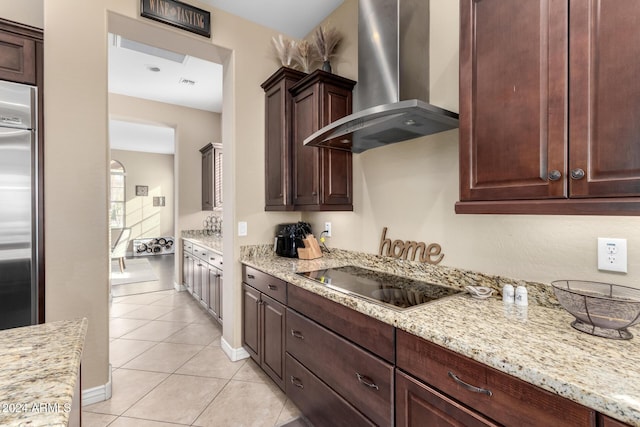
0,317,88,427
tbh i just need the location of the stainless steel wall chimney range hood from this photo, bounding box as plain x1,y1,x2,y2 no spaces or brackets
304,0,459,153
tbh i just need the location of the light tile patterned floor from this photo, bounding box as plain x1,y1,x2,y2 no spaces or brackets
84,288,301,426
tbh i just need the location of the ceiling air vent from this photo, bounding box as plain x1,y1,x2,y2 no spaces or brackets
179,78,196,86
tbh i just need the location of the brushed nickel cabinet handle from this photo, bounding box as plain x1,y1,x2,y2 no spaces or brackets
247,274,255,279
448,371,493,397
268,284,278,290
355,373,379,390
290,329,305,340
570,168,585,180
290,376,304,389
548,170,562,181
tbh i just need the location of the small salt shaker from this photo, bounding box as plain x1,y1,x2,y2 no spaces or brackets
515,286,528,306
502,284,515,304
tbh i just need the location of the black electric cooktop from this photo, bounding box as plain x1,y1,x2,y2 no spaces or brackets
297,265,460,310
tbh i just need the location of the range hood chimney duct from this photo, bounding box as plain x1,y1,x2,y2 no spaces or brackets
304,0,459,153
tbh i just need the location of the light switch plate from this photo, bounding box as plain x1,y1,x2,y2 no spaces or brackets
238,221,248,237
597,238,627,273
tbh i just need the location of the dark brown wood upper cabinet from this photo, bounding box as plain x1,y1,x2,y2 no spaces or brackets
262,68,356,212
262,67,307,211
200,142,222,211
0,21,38,85
457,0,640,215
290,70,356,211
569,0,640,199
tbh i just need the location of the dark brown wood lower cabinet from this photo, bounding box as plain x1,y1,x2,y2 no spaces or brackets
241,283,286,391
286,354,375,427
260,294,286,390
396,370,499,427
242,284,260,361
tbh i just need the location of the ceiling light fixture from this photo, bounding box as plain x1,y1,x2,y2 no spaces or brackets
147,65,161,72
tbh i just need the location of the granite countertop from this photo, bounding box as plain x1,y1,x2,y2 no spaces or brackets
0,318,88,426
241,248,640,426
182,234,223,255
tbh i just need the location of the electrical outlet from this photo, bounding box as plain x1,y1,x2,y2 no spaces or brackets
238,221,248,237
324,222,332,237
597,238,627,273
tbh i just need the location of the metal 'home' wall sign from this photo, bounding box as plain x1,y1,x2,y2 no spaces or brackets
141,0,211,38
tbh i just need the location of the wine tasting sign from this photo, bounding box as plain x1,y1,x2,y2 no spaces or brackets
141,0,211,38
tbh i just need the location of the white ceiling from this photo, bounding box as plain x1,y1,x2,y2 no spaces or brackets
200,0,345,39
108,0,344,154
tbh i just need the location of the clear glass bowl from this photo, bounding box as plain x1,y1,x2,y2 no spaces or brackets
551,280,640,340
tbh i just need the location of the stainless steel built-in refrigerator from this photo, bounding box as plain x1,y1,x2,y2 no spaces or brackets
0,80,39,329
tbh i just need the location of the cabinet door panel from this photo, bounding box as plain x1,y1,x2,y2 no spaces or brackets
459,0,568,201
569,0,640,197
321,148,352,206
200,145,213,210
261,294,286,390
242,284,260,362
0,31,36,84
320,85,353,207
292,88,321,206
396,370,500,427
265,86,289,207
263,67,306,211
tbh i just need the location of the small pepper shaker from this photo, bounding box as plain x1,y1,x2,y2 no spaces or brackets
515,286,528,306
502,284,515,304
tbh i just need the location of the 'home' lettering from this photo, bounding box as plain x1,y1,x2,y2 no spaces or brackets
378,227,444,264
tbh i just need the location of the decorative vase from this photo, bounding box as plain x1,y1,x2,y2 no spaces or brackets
322,60,332,73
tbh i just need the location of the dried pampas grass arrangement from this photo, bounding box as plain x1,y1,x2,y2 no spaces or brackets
293,40,317,73
313,25,342,63
271,34,297,68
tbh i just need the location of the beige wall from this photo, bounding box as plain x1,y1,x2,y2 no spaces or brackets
109,94,220,233
307,0,640,289
111,149,175,245
42,0,299,391
0,0,42,28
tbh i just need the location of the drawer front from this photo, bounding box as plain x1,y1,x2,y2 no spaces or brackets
191,244,209,261
242,265,287,304
396,330,596,427
396,370,500,427
288,284,394,362
286,309,393,427
286,354,375,427
182,240,193,253
207,251,223,269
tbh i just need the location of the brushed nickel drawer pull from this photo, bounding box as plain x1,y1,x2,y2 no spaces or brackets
268,284,278,290
247,274,255,279
290,376,304,389
448,371,493,397
355,373,379,390
290,329,305,340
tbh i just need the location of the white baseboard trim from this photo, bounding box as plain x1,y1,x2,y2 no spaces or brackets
82,364,112,406
174,281,185,292
221,336,250,362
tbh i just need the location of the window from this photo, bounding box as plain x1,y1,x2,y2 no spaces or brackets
110,160,126,228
